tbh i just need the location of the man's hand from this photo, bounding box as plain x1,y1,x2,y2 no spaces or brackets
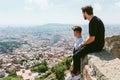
85,36,95,45
77,41,85,50
77,36,95,50
77,44,84,50
78,45,82,50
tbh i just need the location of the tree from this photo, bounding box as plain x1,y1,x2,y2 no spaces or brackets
54,63,66,80
52,57,72,80
38,65,48,73
31,66,39,72
65,57,72,69
41,59,47,66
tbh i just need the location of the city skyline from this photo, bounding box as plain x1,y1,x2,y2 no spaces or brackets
0,0,120,25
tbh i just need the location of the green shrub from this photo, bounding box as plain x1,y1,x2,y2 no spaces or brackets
31,60,48,73
38,65,48,73
52,57,72,80
1,76,23,80
31,66,39,72
54,64,66,80
41,59,47,66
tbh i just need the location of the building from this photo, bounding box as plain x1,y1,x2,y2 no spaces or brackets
16,69,38,80
0,69,5,78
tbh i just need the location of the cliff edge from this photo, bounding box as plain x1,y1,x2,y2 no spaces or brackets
104,35,120,58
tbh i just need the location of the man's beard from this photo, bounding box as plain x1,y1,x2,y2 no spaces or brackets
84,16,87,20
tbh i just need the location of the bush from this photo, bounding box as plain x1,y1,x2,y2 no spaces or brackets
0,70,23,80
31,60,48,73
38,65,48,73
52,57,72,80
41,59,47,66
54,63,66,80
8,71,17,77
1,76,23,80
21,59,27,63
31,66,39,72
65,57,72,69
31,64,48,73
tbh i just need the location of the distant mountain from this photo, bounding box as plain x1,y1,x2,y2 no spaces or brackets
0,23,120,37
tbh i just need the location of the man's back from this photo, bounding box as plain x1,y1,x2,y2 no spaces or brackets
88,16,105,51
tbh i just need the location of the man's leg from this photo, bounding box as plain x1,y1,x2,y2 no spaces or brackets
72,46,90,75
72,53,81,74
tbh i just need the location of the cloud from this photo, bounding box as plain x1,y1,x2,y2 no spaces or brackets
24,0,52,10
72,0,81,2
33,0,49,9
114,2,120,7
24,6,33,10
93,3,102,12
25,0,33,4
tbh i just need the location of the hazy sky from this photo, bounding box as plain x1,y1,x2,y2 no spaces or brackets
0,0,120,25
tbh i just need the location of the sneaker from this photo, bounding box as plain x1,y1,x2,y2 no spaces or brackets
65,73,72,80
72,74,81,80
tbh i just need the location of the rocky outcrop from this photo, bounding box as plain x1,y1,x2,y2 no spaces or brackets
104,35,120,58
65,35,120,80
82,35,120,80
86,50,120,80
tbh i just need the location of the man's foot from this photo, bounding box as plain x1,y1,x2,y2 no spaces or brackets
70,65,74,71
66,72,81,80
72,74,81,80
71,73,76,77
71,71,80,77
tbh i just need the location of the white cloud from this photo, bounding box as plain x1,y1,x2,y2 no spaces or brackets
72,0,81,2
33,0,49,9
93,3,102,12
24,0,52,10
25,0,33,4
24,6,33,10
115,2,120,7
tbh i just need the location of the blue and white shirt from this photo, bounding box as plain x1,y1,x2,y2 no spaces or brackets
74,37,84,50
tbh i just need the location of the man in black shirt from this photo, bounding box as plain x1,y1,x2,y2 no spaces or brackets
71,5,105,77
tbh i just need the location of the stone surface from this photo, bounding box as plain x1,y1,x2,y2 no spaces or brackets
65,35,120,80
87,50,120,80
104,35,120,58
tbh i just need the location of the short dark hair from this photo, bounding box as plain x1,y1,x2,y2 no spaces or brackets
72,26,82,33
81,5,93,15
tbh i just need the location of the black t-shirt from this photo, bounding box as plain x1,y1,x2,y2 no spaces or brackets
87,16,105,51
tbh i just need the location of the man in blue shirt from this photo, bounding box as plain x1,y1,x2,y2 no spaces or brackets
73,26,84,50
71,26,84,78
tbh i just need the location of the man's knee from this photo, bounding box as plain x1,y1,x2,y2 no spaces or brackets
79,47,90,57
73,54,77,59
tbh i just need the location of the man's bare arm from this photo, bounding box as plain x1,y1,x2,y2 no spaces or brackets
78,36,95,49
83,36,95,45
